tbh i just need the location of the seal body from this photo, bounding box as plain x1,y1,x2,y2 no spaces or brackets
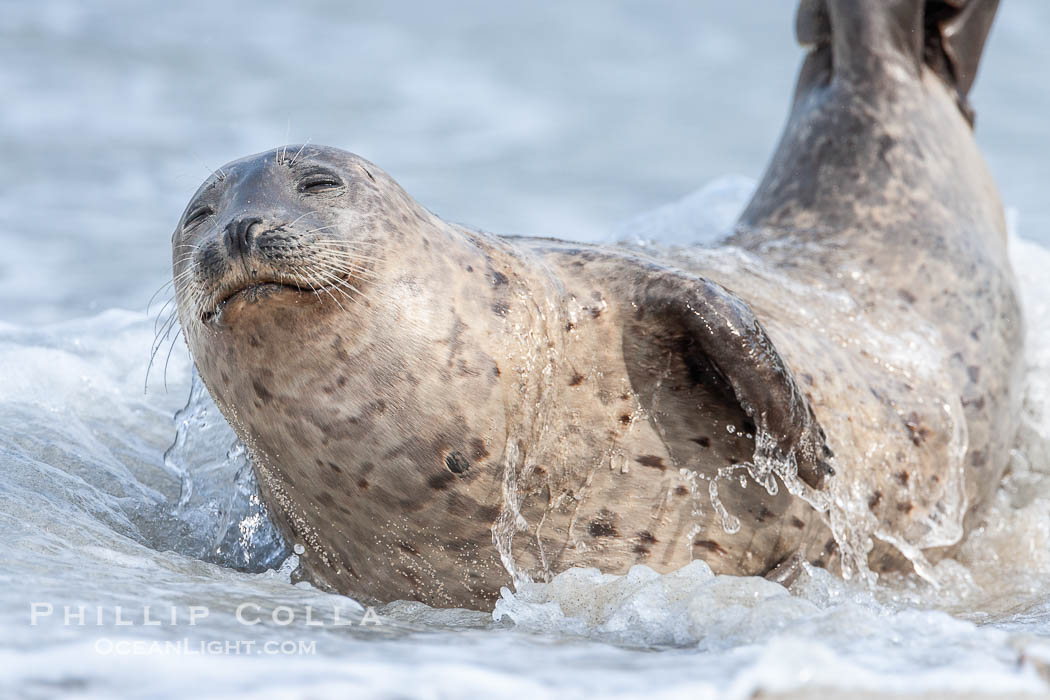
173,0,1021,608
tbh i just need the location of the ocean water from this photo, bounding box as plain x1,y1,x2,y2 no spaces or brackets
2,2,1050,698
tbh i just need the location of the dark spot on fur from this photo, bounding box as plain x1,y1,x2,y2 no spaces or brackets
398,541,419,556
897,501,914,514
619,414,632,425
465,265,473,272
635,455,666,470
492,365,501,377
220,370,230,384
674,486,689,496
902,412,932,446
868,490,882,510
492,301,509,316
317,492,334,507
801,373,815,386
869,386,891,406
693,539,728,556
491,271,508,287
810,560,827,569
252,379,274,402
469,439,489,461
967,366,981,383
757,506,775,522
565,321,576,332
428,471,456,490
692,436,712,448
444,538,476,553
895,471,910,486
327,462,342,473
633,544,651,556
248,335,261,348
589,306,602,319
357,478,369,490
790,517,806,529
444,492,474,518
445,451,470,474
474,504,500,522
899,289,917,304
569,373,585,387
337,375,348,388
588,510,618,538
877,133,894,163
637,531,657,544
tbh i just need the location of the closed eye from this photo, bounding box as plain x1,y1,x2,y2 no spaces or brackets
299,173,344,194
184,206,213,230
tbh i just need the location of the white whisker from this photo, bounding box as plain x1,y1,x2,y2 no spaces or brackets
289,139,312,167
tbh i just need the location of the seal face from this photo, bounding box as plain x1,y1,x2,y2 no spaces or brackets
173,0,1022,608
175,148,381,329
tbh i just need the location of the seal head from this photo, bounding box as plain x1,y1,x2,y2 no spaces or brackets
174,146,394,330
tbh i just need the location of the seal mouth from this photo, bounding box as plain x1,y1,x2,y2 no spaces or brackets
201,282,296,323
200,276,355,324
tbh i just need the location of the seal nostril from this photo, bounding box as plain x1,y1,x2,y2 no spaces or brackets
222,221,239,257
224,217,263,259
239,217,262,254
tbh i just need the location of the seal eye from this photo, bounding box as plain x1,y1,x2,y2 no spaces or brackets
184,206,213,230
299,173,344,194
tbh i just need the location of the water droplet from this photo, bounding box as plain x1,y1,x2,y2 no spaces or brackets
709,480,740,534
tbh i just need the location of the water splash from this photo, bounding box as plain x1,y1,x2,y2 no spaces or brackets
162,365,290,571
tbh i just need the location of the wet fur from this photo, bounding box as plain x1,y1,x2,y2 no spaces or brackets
173,0,1021,607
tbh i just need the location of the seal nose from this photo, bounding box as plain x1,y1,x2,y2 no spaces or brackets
223,217,263,259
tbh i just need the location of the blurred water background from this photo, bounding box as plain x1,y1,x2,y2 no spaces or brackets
0,0,1046,324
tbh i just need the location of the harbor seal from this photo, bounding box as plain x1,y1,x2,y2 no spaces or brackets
172,0,1021,608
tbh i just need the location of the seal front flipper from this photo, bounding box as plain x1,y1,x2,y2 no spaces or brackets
628,265,834,490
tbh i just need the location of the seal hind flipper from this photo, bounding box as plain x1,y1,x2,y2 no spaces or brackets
631,267,833,490
796,0,998,123
924,0,1000,124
